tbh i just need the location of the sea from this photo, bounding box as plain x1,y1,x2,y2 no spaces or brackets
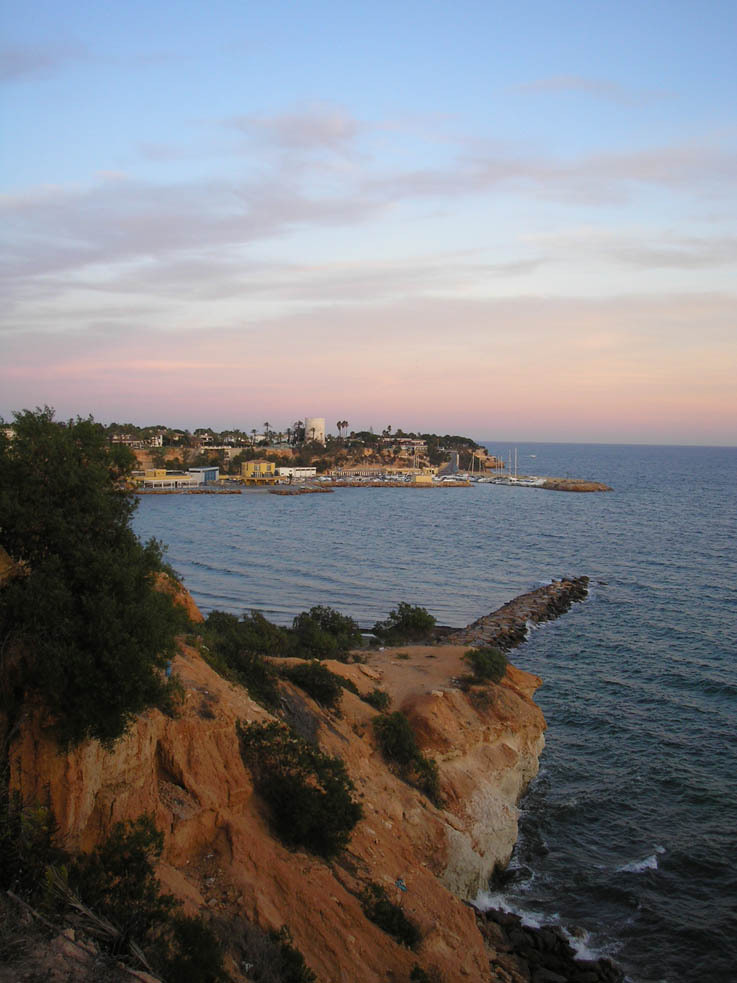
132,442,737,983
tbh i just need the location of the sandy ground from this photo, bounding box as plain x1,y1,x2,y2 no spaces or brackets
358,643,472,706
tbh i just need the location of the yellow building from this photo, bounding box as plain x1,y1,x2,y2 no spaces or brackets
240,459,278,484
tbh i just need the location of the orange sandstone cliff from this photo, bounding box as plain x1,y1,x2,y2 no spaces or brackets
8,592,545,983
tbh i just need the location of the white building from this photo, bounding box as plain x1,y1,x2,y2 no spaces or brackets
277,466,317,480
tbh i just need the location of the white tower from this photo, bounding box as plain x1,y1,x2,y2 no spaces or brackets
304,417,326,444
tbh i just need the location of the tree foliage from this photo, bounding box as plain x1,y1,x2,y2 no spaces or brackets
290,605,362,661
372,603,436,645
0,408,186,746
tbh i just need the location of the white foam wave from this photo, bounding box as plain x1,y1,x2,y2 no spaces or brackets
617,845,665,873
560,925,618,963
473,891,619,965
472,890,550,929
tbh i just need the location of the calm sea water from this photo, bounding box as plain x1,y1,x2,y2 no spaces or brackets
132,443,737,983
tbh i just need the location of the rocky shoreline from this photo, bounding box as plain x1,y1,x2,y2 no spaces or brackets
446,576,590,649
475,907,624,983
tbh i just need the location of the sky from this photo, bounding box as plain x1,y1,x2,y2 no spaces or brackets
2,0,736,444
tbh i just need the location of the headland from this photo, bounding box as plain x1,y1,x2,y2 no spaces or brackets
4,570,623,982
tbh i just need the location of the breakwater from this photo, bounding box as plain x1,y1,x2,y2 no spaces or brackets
446,577,589,649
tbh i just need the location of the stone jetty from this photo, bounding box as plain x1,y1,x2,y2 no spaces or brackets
447,576,589,649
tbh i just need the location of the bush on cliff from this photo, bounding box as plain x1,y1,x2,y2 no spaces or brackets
201,610,282,709
280,660,344,710
363,687,391,711
464,646,507,684
0,798,227,982
0,408,187,747
359,881,421,949
289,605,362,661
238,720,362,857
238,923,317,983
67,816,227,981
373,712,442,806
372,603,436,645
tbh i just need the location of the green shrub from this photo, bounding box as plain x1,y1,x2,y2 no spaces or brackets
464,646,507,683
0,789,64,901
202,611,281,709
372,603,436,645
0,409,187,747
238,720,362,857
337,675,360,695
239,923,317,983
290,606,362,661
374,712,419,766
69,815,174,939
410,965,443,983
154,913,229,983
408,755,441,807
373,712,442,806
281,660,344,710
364,688,391,711
0,803,227,982
360,882,420,949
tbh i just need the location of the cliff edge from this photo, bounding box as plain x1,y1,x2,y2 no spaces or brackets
8,590,546,983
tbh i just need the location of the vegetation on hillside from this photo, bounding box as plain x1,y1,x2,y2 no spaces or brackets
373,712,442,806
0,793,227,981
372,603,436,645
290,605,362,661
200,610,283,708
359,881,421,949
463,646,508,684
0,408,187,747
238,720,362,858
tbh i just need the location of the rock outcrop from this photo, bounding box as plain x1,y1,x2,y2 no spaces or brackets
6,580,589,982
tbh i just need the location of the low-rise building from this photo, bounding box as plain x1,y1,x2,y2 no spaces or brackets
240,460,278,483
188,466,219,484
277,466,317,480
132,469,197,489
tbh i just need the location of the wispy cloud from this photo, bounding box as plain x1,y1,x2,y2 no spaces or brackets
528,229,737,270
370,140,737,205
513,74,666,105
0,42,88,82
229,104,361,152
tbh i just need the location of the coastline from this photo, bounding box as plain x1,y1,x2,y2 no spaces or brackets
6,576,606,982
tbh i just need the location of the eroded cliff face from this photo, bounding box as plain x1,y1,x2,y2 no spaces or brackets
8,597,545,983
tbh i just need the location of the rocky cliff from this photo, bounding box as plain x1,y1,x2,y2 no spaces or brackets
8,587,549,983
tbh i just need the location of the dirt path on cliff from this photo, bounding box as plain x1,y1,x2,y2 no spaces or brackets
359,644,471,707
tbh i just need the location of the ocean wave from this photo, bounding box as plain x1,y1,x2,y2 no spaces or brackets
473,891,620,965
472,890,549,929
616,846,665,874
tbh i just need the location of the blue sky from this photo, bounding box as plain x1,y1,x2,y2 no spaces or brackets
2,0,736,442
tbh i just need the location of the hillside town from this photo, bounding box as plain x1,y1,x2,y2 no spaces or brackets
103,417,508,490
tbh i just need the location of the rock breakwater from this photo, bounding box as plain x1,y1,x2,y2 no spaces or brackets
447,577,589,649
